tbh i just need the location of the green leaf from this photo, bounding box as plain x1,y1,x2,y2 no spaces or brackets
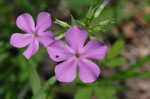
71,15,77,25
90,18,115,33
28,59,41,95
94,87,117,99
24,58,46,99
32,76,56,99
125,55,150,72
107,56,150,81
54,19,70,28
104,57,126,67
109,71,150,81
107,39,125,59
75,87,93,99
85,7,96,23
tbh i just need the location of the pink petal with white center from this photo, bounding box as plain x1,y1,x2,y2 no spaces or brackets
82,40,107,60
65,26,88,52
23,40,39,59
78,58,100,83
36,12,52,32
16,13,35,33
10,33,32,48
55,57,77,83
47,40,75,62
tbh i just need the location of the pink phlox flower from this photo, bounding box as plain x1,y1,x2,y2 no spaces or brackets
47,26,107,83
10,12,54,59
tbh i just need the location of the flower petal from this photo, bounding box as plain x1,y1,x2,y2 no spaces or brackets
47,40,75,62
65,26,87,52
36,12,52,32
38,31,53,37
78,59,100,83
16,13,35,32
37,31,54,47
23,40,39,59
82,40,107,60
55,58,77,83
10,33,32,48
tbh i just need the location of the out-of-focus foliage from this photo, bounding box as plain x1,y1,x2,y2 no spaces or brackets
102,39,126,67
75,87,93,99
75,86,119,99
94,87,118,99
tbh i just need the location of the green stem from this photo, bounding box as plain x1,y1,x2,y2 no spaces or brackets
28,59,46,99
32,76,57,99
28,59,41,95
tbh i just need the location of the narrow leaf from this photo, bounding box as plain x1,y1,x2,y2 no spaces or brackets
107,39,125,59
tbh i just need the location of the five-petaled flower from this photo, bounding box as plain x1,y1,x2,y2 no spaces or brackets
47,26,107,83
10,12,54,59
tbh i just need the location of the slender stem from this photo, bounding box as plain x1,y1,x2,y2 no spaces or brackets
32,76,57,99
28,59,41,95
28,59,46,99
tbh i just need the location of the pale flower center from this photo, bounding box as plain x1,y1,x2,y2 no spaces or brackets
75,53,80,58
32,33,38,38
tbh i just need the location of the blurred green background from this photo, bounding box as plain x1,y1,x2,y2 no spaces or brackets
1,0,150,99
